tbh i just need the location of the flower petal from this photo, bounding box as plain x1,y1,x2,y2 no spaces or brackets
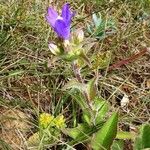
46,7,58,27
61,3,74,25
54,19,70,39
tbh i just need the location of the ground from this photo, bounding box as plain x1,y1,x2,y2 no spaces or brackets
0,0,150,149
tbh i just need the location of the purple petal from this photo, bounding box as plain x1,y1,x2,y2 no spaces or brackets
46,7,58,27
61,3,74,25
54,19,70,39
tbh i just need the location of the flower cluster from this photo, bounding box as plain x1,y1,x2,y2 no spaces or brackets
46,3,86,62
39,113,54,129
46,3,74,40
39,113,66,129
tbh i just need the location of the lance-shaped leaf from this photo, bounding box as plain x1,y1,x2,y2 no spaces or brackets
91,112,118,150
93,97,109,125
86,77,97,101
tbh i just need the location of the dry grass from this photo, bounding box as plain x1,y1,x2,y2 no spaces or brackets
0,0,150,149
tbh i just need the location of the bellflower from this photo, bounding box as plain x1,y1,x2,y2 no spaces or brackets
46,3,74,40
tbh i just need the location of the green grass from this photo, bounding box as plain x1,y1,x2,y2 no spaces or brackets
0,0,150,149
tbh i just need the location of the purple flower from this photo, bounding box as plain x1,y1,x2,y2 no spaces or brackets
46,3,74,40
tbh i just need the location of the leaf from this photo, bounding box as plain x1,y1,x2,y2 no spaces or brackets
79,51,92,67
63,79,86,92
94,98,109,125
82,108,92,125
86,77,97,101
91,112,118,150
65,123,90,139
134,124,150,150
92,14,102,28
116,131,134,140
82,97,108,125
61,50,81,61
87,23,92,34
112,140,124,150
67,90,88,111
142,124,150,148
64,122,104,146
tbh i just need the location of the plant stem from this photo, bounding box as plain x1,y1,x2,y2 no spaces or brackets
72,61,93,110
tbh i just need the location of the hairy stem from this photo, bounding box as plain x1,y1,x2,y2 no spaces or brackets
72,61,93,110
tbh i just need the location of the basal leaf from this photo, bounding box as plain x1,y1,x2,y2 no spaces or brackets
91,112,118,150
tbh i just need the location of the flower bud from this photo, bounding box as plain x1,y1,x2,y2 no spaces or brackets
48,43,60,55
75,29,84,43
64,40,70,47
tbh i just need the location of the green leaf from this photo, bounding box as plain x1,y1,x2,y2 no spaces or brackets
142,124,150,148
64,122,104,146
91,112,118,150
82,108,92,125
64,79,94,111
134,124,150,150
112,140,124,150
65,123,90,139
63,79,86,92
82,97,108,125
61,51,80,61
67,90,88,111
116,131,134,140
93,98,109,125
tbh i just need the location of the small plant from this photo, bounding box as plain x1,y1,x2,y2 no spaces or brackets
32,2,149,150
43,3,119,149
87,13,116,40
28,113,66,148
